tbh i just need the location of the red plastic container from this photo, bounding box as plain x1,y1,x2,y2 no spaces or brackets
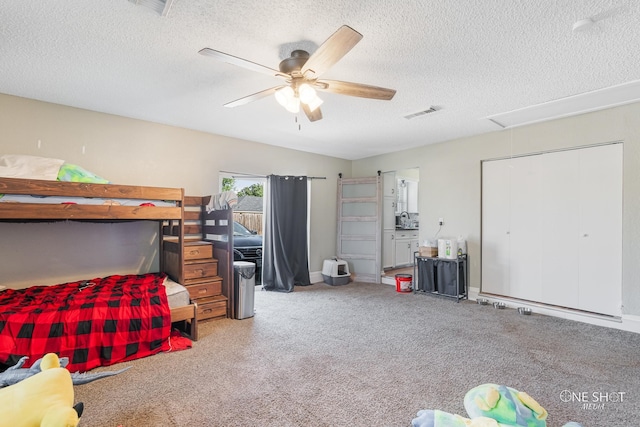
395,274,412,293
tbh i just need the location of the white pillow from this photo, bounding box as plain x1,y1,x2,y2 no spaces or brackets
0,154,65,180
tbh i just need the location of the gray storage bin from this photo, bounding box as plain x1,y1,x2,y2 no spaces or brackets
234,261,255,319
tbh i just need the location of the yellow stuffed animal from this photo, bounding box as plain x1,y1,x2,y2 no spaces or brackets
0,353,83,427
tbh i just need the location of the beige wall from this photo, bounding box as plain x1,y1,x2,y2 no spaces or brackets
0,94,351,287
4,93,639,316
353,102,640,316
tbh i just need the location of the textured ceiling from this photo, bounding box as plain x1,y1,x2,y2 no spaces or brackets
1,1,639,160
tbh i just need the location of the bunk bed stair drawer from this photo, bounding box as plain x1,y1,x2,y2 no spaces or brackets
164,240,214,260
197,295,228,320
186,279,222,299
183,241,213,260
183,259,218,279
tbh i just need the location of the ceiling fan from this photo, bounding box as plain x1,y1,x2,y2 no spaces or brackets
198,25,396,122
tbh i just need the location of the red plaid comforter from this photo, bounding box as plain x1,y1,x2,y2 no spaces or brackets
0,273,171,372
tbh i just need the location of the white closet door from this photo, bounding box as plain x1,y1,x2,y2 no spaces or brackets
539,150,580,308
482,143,623,317
578,144,623,316
481,160,511,295
508,155,542,302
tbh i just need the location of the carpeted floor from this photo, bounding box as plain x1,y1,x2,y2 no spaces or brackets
75,282,640,426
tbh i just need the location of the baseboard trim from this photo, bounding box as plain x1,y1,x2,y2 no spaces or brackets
313,271,398,286
310,271,323,284
621,314,640,334
474,292,640,334
381,275,395,286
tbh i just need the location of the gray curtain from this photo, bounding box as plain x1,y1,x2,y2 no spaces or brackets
262,175,311,292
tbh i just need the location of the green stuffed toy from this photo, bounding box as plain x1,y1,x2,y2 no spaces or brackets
412,383,583,427
0,353,83,427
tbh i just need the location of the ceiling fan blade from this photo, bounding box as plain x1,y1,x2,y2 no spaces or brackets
224,86,286,108
199,48,288,79
316,79,396,100
302,104,323,122
301,25,363,79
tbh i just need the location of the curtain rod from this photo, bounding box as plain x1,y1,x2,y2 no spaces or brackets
220,170,326,180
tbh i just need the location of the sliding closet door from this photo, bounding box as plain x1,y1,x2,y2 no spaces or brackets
508,155,542,302
482,143,623,317
539,150,580,308
577,144,622,316
481,160,511,295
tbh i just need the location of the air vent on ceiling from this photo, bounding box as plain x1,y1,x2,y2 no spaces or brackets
404,106,440,120
128,0,174,16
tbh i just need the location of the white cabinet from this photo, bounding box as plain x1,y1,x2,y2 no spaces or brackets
412,238,420,254
383,172,396,198
383,197,396,230
395,239,412,266
481,144,622,316
383,172,397,230
395,230,419,267
383,172,397,270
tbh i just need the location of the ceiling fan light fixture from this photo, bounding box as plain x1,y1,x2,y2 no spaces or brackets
275,86,300,113
306,95,324,112
284,97,300,114
275,86,294,107
275,86,295,108
298,83,317,104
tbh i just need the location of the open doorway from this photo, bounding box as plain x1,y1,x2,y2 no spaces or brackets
381,168,420,285
220,174,265,285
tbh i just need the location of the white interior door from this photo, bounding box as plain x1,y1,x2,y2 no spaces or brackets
509,155,542,302
578,144,623,316
337,177,382,283
481,160,511,295
539,150,580,308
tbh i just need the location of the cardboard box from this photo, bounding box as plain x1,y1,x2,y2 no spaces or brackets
419,246,438,257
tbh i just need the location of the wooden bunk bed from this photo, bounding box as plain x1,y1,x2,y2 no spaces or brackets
0,176,203,369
